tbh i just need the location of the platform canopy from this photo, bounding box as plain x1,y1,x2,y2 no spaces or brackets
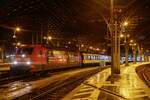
0,0,149,49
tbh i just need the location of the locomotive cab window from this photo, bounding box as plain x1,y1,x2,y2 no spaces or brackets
16,47,33,55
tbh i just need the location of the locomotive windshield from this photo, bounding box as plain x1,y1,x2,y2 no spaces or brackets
16,47,33,55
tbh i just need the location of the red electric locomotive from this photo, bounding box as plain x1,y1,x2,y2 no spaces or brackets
10,44,81,74
9,44,111,74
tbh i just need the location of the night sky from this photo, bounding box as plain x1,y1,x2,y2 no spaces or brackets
0,0,149,50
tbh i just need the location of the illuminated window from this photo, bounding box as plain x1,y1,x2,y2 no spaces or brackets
88,56,91,60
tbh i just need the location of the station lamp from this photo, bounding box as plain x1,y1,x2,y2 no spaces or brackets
48,36,52,40
89,46,93,49
120,34,124,38
13,27,21,39
123,21,128,26
17,42,21,46
15,27,21,32
134,43,137,46
81,44,84,47
130,40,133,43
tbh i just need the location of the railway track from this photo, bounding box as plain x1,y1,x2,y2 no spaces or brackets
0,75,26,85
136,64,150,87
0,66,101,86
0,66,109,100
14,67,107,100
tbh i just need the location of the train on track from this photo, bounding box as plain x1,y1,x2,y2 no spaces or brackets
9,44,111,74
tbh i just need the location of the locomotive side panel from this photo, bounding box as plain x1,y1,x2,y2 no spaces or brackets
31,45,47,65
31,45,47,72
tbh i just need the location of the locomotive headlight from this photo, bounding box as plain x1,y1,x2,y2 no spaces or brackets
26,61,31,65
22,54,26,58
13,61,18,65
6,55,10,58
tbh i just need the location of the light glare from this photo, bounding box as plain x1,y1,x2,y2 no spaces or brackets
123,21,128,26
16,27,20,31
120,34,124,38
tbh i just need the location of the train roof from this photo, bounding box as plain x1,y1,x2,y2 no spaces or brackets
17,44,79,52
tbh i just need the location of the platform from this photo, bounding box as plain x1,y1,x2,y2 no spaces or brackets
0,63,10,72
63,62,150,100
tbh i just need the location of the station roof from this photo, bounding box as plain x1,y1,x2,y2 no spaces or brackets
0,0,150,50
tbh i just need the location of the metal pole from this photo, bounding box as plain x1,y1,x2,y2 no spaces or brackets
115,21,117,65
139,45,143,62
110,0,114,76
32,33,34,44
114,21,120,74
13,31,17,46
36,33,38,44
125,42,129,66
41,23,43,44
133,46,136,64
110,0,120,75
1,48,4,62
118,26,120,69
140,46,143,62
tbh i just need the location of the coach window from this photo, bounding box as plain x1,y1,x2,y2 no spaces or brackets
86,55,88,60
91,56,93,60
84,55,88,60
96,56,98,60
92,56,94,60
93,56,95,60
90,56,93,60
98,56,101,60
88,55,91,60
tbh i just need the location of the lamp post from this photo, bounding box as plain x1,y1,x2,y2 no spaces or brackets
132,43,137,64
121,21,129,66
137,45,144,62
130,42,137,64
140,46,144,62
12,27,21,46
0,48,4,62
43,35,52,44
145,50,150,62
110,0,120,75
125,39,129,66
79,44,84,51
13,27,20,39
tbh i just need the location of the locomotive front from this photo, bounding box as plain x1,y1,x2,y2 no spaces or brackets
10,47,34,74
